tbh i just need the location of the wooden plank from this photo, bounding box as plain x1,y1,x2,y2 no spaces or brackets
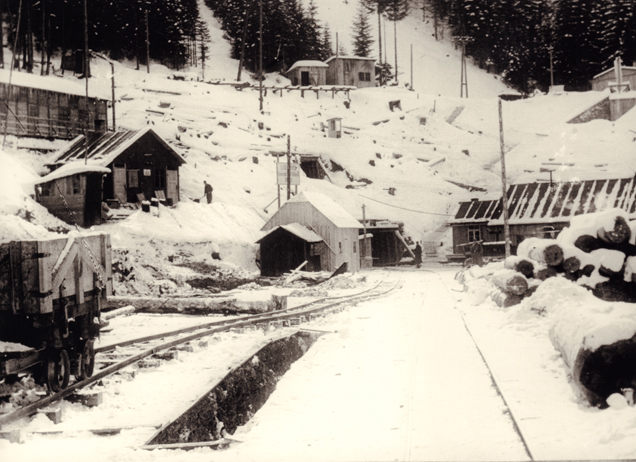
141,439,239,451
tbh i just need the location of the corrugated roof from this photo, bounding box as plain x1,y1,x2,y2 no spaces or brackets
257,223,324,244
325,55,376,64
451,177,636,226
289,191,363,229
50,128,185,168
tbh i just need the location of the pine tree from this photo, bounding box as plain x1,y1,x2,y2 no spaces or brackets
599,0,636,69
352,0,373,57
361,0,391,65
321,24,334,60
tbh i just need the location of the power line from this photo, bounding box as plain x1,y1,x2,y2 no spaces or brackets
357,194,453,216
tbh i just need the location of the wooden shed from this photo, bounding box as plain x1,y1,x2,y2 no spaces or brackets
37,128,185,227
360,219,408,266
260,191,364,273
0,69,108,139
449,175,636,258
591,65,636,92
285,60,328,86
325,56,376,88
256,223,325,276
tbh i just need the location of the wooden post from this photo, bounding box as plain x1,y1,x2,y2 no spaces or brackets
84,0,89,164
2,0,22,148
362,205,367,263
286,135,291,200
40,0,45,75
394,20,397,84
499,98,511,258
145,10,150,73
236,0,254,81
276,151,280,209
258,0,263,111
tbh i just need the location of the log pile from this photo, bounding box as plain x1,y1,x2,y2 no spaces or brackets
458,209,636,307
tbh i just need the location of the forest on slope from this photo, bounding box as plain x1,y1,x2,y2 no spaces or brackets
2,0,635,94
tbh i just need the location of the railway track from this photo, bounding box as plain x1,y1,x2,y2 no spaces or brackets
0,278,401,430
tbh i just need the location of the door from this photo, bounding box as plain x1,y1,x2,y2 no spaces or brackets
301,71,310,86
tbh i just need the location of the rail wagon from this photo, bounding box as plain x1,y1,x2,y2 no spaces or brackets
0,234,112,392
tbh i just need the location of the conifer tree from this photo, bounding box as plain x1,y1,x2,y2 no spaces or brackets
321,24,334,60
352,0,374,57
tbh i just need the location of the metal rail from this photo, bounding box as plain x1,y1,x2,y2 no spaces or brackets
0,280,400,429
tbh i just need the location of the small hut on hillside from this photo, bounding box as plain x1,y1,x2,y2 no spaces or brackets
285,60,328,86
36,128,185,227
360,219,408,266
259,191,364,275
325,56,376,88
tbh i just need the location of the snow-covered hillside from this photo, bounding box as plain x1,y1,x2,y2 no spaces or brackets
2,0,636,286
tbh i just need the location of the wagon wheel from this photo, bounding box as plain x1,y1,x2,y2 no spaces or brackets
75,339,95,381
46,349,70,393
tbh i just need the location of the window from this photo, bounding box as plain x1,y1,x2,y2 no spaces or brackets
339,242,342,254
155,168,166,189
71,176,81,195
353,241,357,253
358,72,371,82
468,225,481,242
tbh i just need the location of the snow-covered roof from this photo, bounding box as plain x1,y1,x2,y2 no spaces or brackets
50,128,186,167
0,68,108,100
34,162,111,185
289,191,363,229
593,66,636,80
257,223,323,243
451,176,636,226
325,55,376,64
286,61,328,73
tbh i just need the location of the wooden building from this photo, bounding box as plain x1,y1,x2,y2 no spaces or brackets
449,176,636,258
0,69,108,139
260,191,364,274
325,56,376,88
591,65,636,92
257,223,325,276
36,128,185,227
360,219,407,266
285,60,328,86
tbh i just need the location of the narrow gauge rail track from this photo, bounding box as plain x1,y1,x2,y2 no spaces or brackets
0,278,401,429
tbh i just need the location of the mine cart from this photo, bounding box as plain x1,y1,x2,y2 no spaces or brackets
0,234,112,392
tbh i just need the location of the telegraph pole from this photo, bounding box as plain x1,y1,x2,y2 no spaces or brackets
286,136,291,200
453,36,472,98
145,10,150,73
499,98,511,258
258,0,263,111
549,46,554,88
84,0,89,164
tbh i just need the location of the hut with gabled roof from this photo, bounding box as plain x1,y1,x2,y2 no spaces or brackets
285,60,328,86
35,128,185,227
260,191,364,274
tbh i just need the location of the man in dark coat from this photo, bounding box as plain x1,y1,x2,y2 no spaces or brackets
204,181,213,204
414,242,423,268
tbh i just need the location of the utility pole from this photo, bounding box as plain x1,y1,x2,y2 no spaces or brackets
258,0,263,112
394,20,397,84
286,135,291,200
236,0,254,81
410,44,413,90
2,0,23,148
499,98,511,258
40,0,45,75
145,10,150,73
84,0,89,164
549,46,554,88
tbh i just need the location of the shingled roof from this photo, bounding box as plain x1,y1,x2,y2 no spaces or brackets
451,176,636,226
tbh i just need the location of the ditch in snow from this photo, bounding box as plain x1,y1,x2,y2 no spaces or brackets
145,330,322,447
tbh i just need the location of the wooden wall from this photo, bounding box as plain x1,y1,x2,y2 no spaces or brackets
326,59,375,88
263,202,361,272
592,70,636,91
0,83,108,139
103,131,182,205
287,67,327,86
37,175,87,226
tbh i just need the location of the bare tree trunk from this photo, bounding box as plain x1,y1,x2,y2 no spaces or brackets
394,20,397,83
40,0,45,75
0,0,4,68
377,9,382,66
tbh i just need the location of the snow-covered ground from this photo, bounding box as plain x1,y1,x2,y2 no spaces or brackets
3,0,636,460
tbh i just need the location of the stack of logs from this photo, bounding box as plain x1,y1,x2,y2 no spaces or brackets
468,209,636,307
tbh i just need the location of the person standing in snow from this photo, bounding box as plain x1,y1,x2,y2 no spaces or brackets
470,240,484,267
204,180,213,204
414,242,422,268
